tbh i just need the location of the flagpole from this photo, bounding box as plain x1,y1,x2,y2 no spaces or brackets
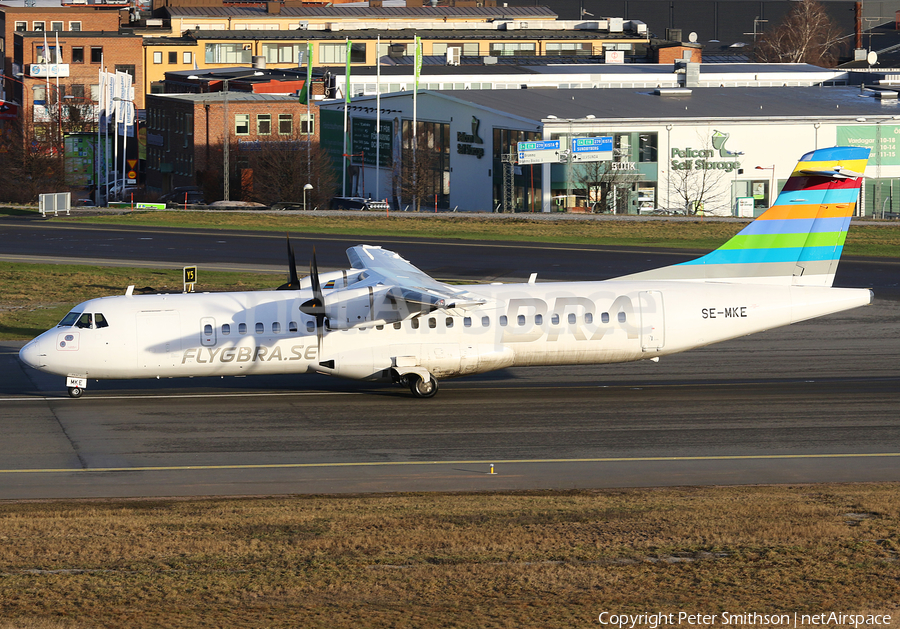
97,65,103,205
342,37,350,197
413,34,420,211
306,40,312,189
375,35,380,205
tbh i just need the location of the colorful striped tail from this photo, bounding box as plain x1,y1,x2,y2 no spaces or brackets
618,146,869,286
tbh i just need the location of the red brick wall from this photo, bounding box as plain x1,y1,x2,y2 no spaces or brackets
656,46,702,64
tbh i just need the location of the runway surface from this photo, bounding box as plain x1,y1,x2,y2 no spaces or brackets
2,217,899,499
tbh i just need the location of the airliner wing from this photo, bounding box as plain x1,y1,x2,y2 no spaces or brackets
347,245,487,310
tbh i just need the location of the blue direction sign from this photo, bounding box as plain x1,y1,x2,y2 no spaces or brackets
570,136,613,162
517,140,562,165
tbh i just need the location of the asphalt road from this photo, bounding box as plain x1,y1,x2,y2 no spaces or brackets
1,216,898,499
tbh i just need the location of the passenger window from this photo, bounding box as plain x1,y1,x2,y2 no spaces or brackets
517,314,526,326
306,321,314,332
255,322,264,334
393,322,401,330
411,318,420,330
568,313,576,324
601,312,610,324
446,317,453,328
95,313,109,328
482,316,490,327
272,322,281,334
551,314,560,325
222,324,231,335
464,317,472,327
499,315,508,327
239,323,247,335
618,312,627,323
535,314,543,325
585,313,593,324
376,325,384,330
204,323,213,336
76,313,93,329
428,317,436,329
289,321,298,332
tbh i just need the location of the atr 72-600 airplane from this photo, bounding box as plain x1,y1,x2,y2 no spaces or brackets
20,146,872,399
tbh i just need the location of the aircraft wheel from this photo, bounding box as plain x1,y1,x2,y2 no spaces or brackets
67,386,83,399
408,374,439,399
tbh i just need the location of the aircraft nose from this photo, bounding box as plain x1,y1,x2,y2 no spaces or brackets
19,340,44,369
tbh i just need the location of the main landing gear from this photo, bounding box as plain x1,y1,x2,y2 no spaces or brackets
407,373,439,399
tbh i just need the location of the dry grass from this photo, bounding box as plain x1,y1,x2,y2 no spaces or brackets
0,263,280,340
1,485,898,628
51,211,900,257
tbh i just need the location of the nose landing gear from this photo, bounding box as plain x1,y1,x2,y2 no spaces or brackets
67,386,84,398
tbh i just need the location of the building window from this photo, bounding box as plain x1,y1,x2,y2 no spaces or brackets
432,43,448,56
91,47,102,63
205,43,250,64
257,114,271,135
300,113,314,134
69,84,85,99
319,42,366,64
462,42,479,56
278,114,292,135
33,22,45,31
71,47,84,64
153,51,162,64
183,51,192,64
262,43,301,63
235,114,250,135
115,65,135,82
69,21,82,31
168,51,177,64
489,43,536,57
51,21,64,32
546,42,592,56
14,22,27,32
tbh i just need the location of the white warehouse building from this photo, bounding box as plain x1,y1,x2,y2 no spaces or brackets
318,85,900,216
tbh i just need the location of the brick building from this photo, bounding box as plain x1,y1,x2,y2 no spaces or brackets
11,30,143,136
0,6,126,98
145,91,320,198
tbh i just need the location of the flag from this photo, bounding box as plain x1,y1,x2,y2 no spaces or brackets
298,41,312,104
345,38,352,104
414,35,422,92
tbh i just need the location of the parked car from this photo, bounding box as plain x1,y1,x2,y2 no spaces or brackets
159,187,206,207
330,196,389,211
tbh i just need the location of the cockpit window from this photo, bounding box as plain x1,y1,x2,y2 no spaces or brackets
75,313,93,329
95,313,109,328
58,311,81,327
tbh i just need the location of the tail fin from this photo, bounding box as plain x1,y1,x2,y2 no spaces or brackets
618,146,870,286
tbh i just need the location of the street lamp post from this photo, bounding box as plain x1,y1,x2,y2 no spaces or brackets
755,165,776,209
303,183,313,211
211,72,263,202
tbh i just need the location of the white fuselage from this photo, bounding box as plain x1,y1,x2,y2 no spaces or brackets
19,279,872,385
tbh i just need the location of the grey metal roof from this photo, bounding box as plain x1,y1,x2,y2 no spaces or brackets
149,92,300,103
408,86,900,121
166,5,557,19
185,28,640,42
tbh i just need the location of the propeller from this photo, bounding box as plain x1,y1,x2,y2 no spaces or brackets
299,247,327,357
276,235,302,290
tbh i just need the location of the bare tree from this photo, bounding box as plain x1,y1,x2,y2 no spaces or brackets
0,120,67,203
754,0,847,67
245,135,338,209
572,160,644,213
669,132,735,215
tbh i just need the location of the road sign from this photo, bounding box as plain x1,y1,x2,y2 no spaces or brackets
517,140,562,165
570,136,614,163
